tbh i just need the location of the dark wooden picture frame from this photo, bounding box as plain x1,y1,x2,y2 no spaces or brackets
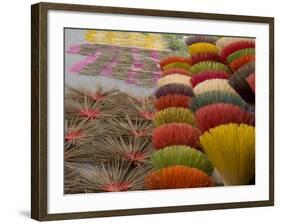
31,2,274,221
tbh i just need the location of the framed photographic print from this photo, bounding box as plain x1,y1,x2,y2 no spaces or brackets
31,2,274,221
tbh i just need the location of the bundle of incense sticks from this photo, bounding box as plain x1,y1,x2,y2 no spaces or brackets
67,44,169,87
145,54,215,190
64,86,155,193
186,35,255,186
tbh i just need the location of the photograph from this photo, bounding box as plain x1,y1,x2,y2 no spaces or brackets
30,2,274,220
64,28,256,194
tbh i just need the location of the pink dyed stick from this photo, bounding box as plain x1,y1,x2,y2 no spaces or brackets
69,51,101,74
131,62,144,71
126,70,138,84
152,71,162,84
150,50,161,62
101,59,118,76
67,44,81,54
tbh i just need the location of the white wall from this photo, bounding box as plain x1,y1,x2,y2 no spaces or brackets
0,0,280,223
